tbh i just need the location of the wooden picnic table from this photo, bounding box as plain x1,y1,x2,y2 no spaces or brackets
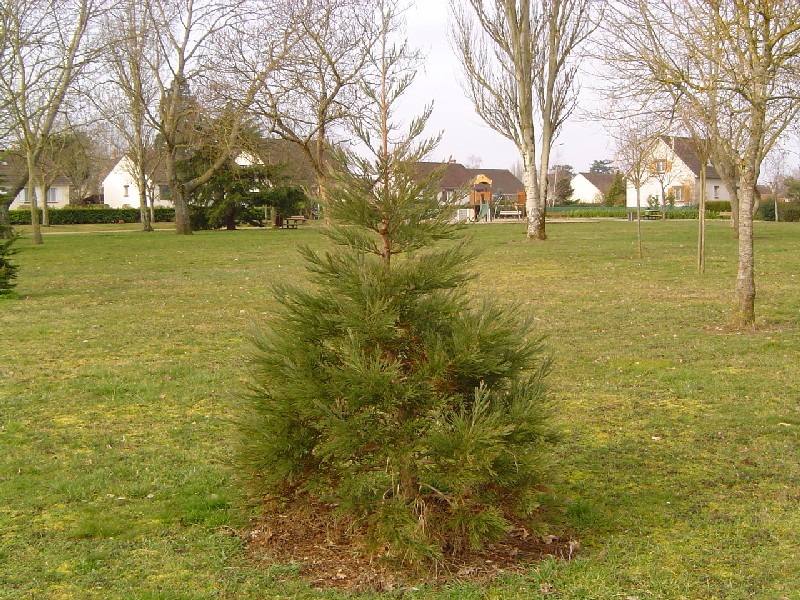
282,215,307,229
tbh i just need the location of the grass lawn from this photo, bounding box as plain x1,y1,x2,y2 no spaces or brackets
1,220,798,599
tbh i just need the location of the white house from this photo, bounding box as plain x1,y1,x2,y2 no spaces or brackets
1,156,72,209
6,176,71,209
101,155,171,209
102,151,269,209
626,135,732,208
571,172,616,204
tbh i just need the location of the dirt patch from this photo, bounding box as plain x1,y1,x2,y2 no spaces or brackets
242,501,576,592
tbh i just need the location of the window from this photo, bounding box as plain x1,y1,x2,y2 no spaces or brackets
123,184,129,198
650,159,670,175
159,185,171,200
713,185,720,199
46,187,58,204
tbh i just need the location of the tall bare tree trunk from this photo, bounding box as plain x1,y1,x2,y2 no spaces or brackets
26,177,43,245
40,185,50,227
733,170,756,327
523,145,546,240
137,166,152,232
636,186,642,259
139,187,153,232
698,163,706,274
25,155,43,244
172,188,191,235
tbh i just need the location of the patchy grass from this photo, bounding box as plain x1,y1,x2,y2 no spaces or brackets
1,220,799,599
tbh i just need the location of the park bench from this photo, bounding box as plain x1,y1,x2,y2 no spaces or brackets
643,209,661,220
718,211,732,219
498,210,522,219
282,215,307,229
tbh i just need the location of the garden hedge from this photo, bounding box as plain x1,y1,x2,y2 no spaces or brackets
757,201,800,222
9,207,175,225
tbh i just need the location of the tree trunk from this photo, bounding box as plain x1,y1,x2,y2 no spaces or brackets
173,190,191,235
26,159,43,245
732,172,756,328
522,149,546,240
636,186,642,260
41,185,50,227
27,187,43,245
698,164,706,274
224,204,236,230
138,174,153,232
724,182,739,237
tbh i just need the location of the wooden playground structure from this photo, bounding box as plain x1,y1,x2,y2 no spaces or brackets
466,174,526,222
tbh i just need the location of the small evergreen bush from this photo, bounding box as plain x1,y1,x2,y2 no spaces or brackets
239,13,555,566
603,173,627,206
0,227,20,298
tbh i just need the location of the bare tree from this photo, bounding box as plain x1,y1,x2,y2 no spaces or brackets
0,0,101,243
451,0,601,240
250,0,378,203
610,113,662,259
123,0,294,235
646,136,683,218
608,0,800,327
95,0,163,231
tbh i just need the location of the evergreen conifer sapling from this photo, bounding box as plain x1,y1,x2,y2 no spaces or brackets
241,0,555,566
0,227,19,298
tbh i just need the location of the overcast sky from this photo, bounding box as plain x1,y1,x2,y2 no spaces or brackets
403,0,613,174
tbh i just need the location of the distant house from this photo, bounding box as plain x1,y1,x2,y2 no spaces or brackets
415,160,525,222
101,139,320,211
1,155,72,210
570,172,617,204
101,154,171,209
626,135,731,208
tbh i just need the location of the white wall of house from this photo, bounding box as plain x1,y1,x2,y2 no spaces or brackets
102,156,169,209
570,174,604,204
626,172,732,207
9,182,71,209
625,138,732,207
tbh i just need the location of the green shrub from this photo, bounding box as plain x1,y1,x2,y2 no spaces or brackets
757,201,800,222
9,207,175,225
188,205,212,231
549,207,699,219
780,203,800,222
0,227,20,298
704,201,731,213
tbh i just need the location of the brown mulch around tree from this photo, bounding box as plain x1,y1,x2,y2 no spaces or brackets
241,501,577,592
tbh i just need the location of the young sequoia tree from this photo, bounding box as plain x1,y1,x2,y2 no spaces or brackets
240,0,554,565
